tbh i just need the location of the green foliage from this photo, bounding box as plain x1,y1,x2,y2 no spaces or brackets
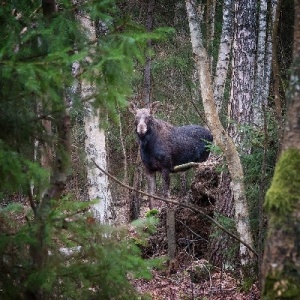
0,199,161,299
131,216,160,248
0,141,49,196
0,1,171,298
0,0,171,197
145,209,159,218
206,142,223,156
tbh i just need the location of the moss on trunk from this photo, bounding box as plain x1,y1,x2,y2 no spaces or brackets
262,149,300,299
265,149,300,216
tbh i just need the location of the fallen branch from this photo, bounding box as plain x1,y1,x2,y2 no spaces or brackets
173,162,200,172
91,159,258,258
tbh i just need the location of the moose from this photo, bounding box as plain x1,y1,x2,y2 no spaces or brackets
129,101,213,209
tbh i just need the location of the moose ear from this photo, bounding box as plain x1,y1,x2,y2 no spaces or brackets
128,102,137,114
150,101,160,114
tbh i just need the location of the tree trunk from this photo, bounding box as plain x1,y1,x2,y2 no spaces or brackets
206,0,216,68
253,0,268,127
28,109,71,300
253,0,279,128
84,111,113,223
117,105,131,222
213,0,233,113
272,0,284,150
185,0,255,269
142,0,155,104
208,171,236,269
228,0,257,151
77,6,113,224
130,152,143,220
27,3,67,299
167,208,176,259
262,2,300,297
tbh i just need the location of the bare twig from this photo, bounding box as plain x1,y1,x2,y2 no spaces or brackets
91,159,258,258
177,219,208,242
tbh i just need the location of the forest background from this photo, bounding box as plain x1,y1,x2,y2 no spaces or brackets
0,0,299,299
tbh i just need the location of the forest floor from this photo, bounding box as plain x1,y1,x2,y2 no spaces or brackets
131,205,260,300
131,203,260,300
133,265,259,300
131,159,260,300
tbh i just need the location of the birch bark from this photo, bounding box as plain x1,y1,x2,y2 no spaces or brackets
185,0,255,268
214,0,233,113
228,0,257,151
253,0,278,127
77,8,113,224
253,0,268,127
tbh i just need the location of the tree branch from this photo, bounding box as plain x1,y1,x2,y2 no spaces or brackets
173,162,200,172
91,158,258,258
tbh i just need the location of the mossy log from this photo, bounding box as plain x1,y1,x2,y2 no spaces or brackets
262,149,300,299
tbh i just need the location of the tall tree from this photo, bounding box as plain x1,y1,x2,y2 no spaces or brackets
228,0,257,151
262,1,300,297
185,0,255,269
76,4,113,224
213,0,233,113
142,0,155,104
253,0,279,127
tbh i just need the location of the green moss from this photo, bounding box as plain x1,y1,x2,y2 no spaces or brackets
264,149,300,217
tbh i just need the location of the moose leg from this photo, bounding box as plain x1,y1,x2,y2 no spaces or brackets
162,169,170,198
146,171,156,209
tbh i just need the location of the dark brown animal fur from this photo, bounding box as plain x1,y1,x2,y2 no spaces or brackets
129,101,213,208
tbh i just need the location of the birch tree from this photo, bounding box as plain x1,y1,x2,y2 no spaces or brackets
185,0,255,268
76,7,113,224
213,0,233,113
253,0,278,127
228,0,257,151
262,1,300,296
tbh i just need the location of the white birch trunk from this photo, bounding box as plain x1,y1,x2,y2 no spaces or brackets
84,109,112,223
77,9,113,224
213,0,233,113
253,0,267,127
253,0,276,127
185,0,255,267
261,0,278,116
207,0,216,69
228,0,257,152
